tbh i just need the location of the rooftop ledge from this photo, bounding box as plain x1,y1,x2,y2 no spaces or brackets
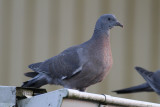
0,86,160,107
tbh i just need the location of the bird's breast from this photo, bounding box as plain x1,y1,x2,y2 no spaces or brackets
100,48,113,78
91,38,113,80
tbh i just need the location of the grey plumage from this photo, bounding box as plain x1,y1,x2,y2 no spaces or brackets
22,14,123,91
136,67,160,95
113,67,160,95
113,83,153,94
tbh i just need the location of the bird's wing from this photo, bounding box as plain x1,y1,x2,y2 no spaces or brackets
135,67,160,95
113,83,153,94
39,46,84,80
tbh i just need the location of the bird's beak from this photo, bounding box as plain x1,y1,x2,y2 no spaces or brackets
115,21,123,28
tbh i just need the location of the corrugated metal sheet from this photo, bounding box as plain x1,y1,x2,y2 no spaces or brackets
0,0,159,103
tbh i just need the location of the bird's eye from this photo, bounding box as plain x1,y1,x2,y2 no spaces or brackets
108,18,111,21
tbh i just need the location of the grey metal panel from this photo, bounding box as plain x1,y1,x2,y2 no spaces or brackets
17,89,68,107
0,86,16,107
0,86,47,107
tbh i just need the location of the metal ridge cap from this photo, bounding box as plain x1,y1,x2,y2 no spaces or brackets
63,88,160,107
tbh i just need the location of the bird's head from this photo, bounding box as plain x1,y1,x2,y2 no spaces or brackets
95,14,123,31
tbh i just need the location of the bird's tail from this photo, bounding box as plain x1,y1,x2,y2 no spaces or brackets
21,74,48,88
113,83,153,94
24,62,42,78
22,62,48,88
24,72,39,78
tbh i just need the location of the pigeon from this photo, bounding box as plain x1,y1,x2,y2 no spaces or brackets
22,14,123,91
136,67,160,95
113,67,160,95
